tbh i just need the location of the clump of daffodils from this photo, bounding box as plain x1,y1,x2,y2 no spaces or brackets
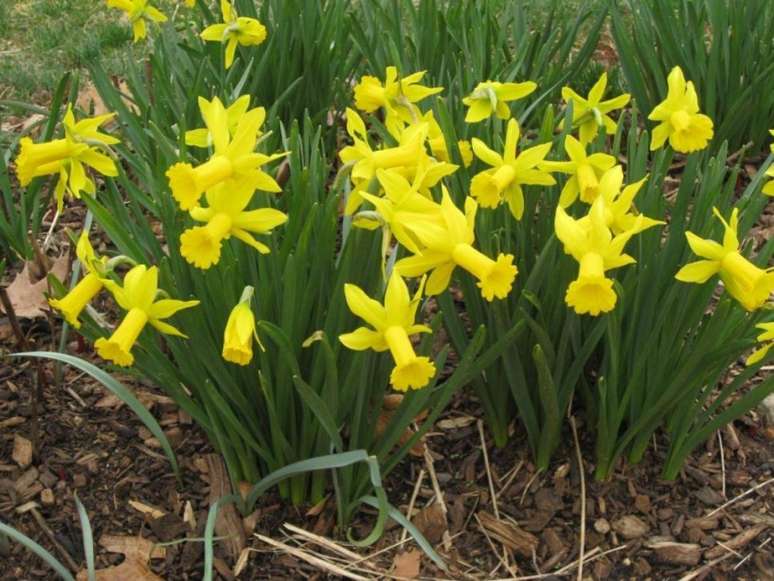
167,96,287,269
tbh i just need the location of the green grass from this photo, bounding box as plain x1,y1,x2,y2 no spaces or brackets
0,0,138,100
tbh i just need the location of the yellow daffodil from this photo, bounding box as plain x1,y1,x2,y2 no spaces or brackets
16,105,119,212
540,135,616,207
167,97,283,211
763,130,774,196
463,80,537,123
422,111,473,168
357,168,443,254
649,66,713,153
340,272,435,391
581,166,664,235
185,95,260,148
470,119,555,219
339,109,456,214
561,72,630,145
48,234,108,329
555,198,642,316
180,185,287,269
97,265,199,366
675,207,774,311
106,0,167,42
184,0,195,6
353,66,442,134
222,287,262,365
395,188,517,300
747,322,774,365
201,0,267,69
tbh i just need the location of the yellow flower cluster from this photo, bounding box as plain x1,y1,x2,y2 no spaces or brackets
47,234,199,367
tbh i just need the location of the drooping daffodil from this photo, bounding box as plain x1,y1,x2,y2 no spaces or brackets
340,272,435,391
470,118,555,219
561,72,630,145
675,207,774,311
200,0,267,69
222,286,262,366
463,80,537,123
763,130,774,196
395,188,518,301
48,233,108,329
15,105,120,212
649,66,714,153
96,265,199,366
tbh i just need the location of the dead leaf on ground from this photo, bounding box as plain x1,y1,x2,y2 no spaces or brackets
1,257,68,319
76,534,165,581
392,549,421,579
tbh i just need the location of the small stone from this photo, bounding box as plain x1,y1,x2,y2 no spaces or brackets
40,488,55,506
634,494,651,514
695,486,724,505
657,508,674,521
758,393,774,426
594,518,611,534
613,515,649,539
12,435,33,468
72,473,87,488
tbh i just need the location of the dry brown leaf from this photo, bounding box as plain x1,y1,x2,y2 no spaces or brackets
76,535,165,581
413,503,447,544
1,257,68,318
392,549,421,579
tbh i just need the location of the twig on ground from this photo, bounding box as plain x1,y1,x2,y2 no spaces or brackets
399,469,425,544
568,414,586,581
677,552,734,581
717,430,726,499
256,533,368,580
706,477,774,517
478,420,499,520
28,507,79,572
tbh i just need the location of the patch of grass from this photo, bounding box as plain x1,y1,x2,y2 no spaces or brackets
0,0,148,101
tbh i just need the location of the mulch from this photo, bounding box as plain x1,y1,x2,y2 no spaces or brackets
0,310,772,580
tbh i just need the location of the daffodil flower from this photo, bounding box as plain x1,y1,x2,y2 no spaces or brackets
649,66,714,153
579,166,664,235
463,80,537,123
555,198,642,316
166,97,283,210
540,135,616,207
561,72,630,145
16,105,120,212
395,188,518,301
470,119,555,219
353,66,442,135
48,234,108,329
97,265,199,366
747,322,774,365
200,0,267,69
222,286,262,365
675,207,774,311
357,168,444,255
185,95,259,148
339,109,456,214
180,185,288,269
763,130,774,196
106,0,167,42
340,272,435,391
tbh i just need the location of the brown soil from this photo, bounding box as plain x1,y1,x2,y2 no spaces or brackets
1,312,772,580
